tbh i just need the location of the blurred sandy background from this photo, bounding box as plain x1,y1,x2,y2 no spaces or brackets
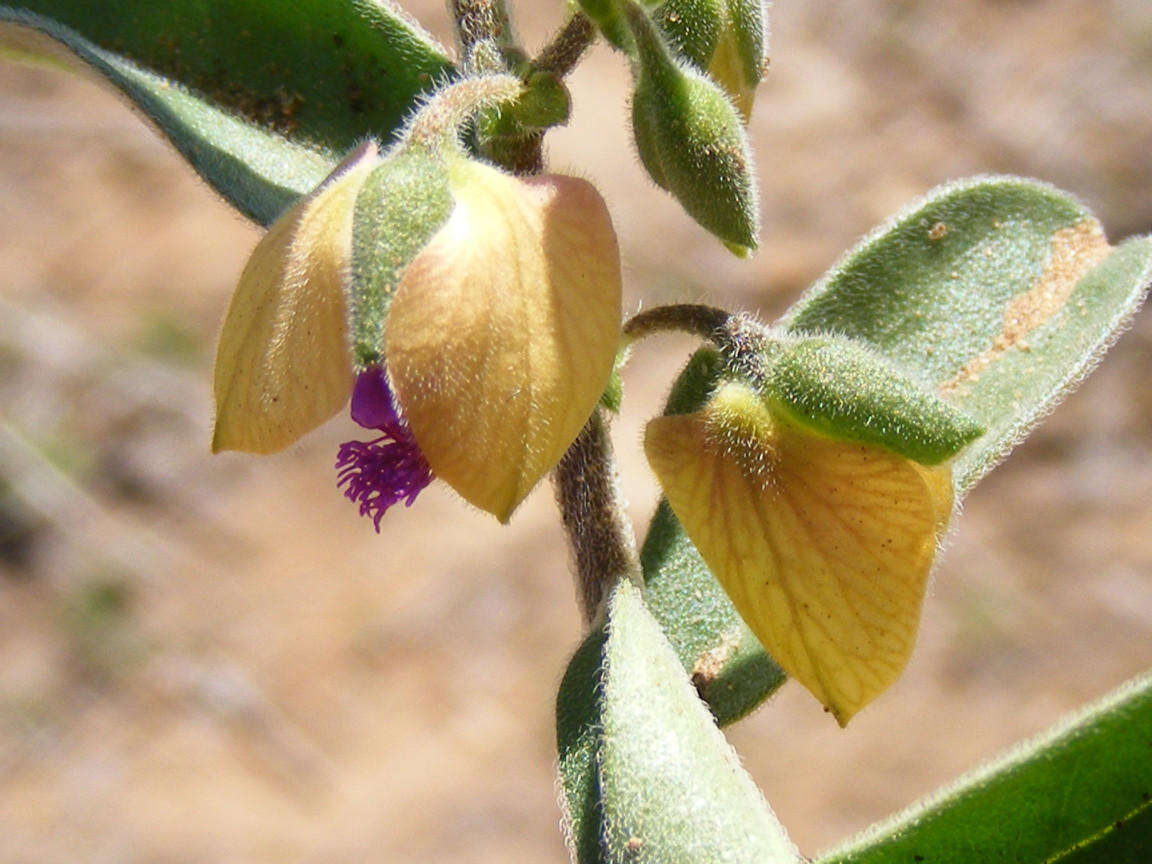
2,1,1152,861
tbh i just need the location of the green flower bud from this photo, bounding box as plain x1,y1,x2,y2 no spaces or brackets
625,1,760,252
654,0,767,119
763,335,985,466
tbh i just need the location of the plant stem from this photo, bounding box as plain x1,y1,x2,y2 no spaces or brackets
553,409,642,625
624,304,776,387
459,7,634,626
623,303,732,342
449,0,514,59
533,12,598,79
483,132,545,176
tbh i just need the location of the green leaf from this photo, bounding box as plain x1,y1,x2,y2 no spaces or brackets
556,581,800,864
636,177,1152,728
1,10,335,224
599,581,799,863
818,671,1152,864
557,625,609,864
0,1,455,223
783,176,1152,496
1,0,452,154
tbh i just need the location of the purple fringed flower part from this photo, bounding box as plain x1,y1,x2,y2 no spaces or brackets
336,366,433,531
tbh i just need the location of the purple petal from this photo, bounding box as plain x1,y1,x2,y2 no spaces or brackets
350,366,400,430
337,374,434,530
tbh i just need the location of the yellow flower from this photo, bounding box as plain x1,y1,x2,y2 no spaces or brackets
212,146,622,525
645,380,953,725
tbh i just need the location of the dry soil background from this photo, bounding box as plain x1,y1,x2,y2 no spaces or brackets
2,1,1152,862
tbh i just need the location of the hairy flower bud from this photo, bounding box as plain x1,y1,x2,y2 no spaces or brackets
213,75,623,527
656,0,768,120
625,1,759,252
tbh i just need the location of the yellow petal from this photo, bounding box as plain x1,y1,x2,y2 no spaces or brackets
707,26,756,122
212,144,378,454
645,382,952,725
385,160,622,521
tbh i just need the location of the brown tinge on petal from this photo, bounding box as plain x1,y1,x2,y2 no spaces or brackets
212,144,378,454
386,161,622,522
645,382,952,725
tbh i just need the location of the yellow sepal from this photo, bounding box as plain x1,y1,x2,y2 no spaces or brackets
385,160,622,522
212,144,379,454
645,381,953,725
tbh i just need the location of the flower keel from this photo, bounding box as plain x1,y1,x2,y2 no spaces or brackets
336,367,433,531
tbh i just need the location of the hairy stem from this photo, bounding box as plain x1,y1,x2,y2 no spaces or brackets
623,303,732,342
459,8,634,626
449,0,514,58
533,12,598,79
553,409,642,625
625,304,775,387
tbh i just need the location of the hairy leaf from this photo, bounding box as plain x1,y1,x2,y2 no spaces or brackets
639,177,1152,726
0,10,334,224
556,582,799,864
1,0,454,222
2,0,452,152
819,671,1152,864
784,176,1152,495
598,581,800,863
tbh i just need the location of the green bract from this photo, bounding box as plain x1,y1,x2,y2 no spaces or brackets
763,335,984,467
350,151,454,368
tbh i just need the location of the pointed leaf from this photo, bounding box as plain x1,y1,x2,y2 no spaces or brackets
819,671,1152,864
598,581,801,863
783,177,1152,495
557,626,610,864
1,1,452,154
1,11,334,224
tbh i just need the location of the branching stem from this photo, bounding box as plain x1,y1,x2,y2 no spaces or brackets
532,12,598,79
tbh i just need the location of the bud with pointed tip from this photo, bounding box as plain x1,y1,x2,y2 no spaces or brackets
624,1,760,253
655,0,768,120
